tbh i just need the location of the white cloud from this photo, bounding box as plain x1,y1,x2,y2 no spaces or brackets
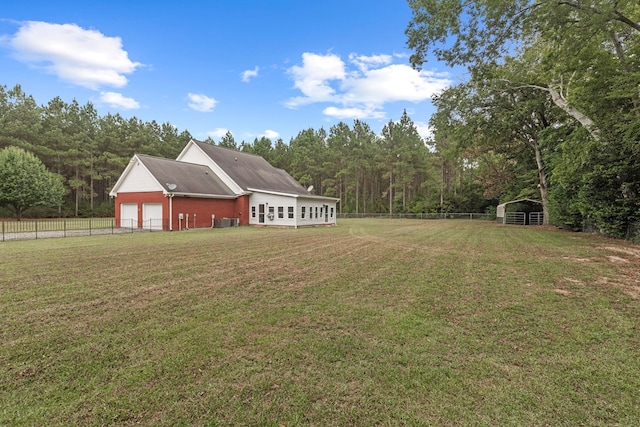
207,128,229,139
286,52,451,121
342,64,450,104
414,121,434,140
285,52,346,107
241,66,259,82
348,53,393,72
263,130,280,139
187,93,217,112
99,92,140,109
8,21,141,90
323,106,385,120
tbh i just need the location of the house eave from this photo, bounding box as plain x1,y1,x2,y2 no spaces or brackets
246,187,339,202
165,191,238,199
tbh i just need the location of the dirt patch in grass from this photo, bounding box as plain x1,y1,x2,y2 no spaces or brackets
597,276,640,299
602,245,640,258
560,245,640,299
593,246,640,298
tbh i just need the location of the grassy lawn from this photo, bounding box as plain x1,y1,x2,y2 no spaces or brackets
1,219,638,426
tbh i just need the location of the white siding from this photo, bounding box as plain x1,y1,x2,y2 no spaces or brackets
118,161,162,193
176,144,212,166
249,193,298,226
178,143,243,194
248,193,337,227
297,198,337,226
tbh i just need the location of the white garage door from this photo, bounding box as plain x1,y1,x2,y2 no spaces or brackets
120,203,138,228
143,203,163,230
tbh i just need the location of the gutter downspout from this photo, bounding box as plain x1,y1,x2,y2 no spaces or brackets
169,194,174,231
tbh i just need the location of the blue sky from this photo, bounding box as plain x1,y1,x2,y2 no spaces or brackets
0,0,461,144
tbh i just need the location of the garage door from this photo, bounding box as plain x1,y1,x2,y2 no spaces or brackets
120,203,138,228
142,203,163,230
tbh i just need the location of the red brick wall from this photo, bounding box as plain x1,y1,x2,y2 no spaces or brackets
236,194,250,225
172,197,238,229
115,192,166,228
114,192,250,230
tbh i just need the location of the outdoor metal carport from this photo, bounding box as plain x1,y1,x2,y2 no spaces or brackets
496,198,543,225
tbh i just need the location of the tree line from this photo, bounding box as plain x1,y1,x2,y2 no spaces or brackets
406,0,640,239
0,84,491,220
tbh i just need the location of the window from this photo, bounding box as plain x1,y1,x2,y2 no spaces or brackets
301,206,306,219
331,207,334,217
288,206,294,219
320,207,323,217
315,206,318,218
251,206,256,218
278,206,284,219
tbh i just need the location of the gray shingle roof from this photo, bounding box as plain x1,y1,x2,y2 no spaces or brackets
137,154,236,197
192,139,312,196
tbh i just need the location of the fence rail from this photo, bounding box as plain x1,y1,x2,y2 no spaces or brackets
3,214,497,242
337,212,496,220
1,218,134,242
1,217,241,242
505,212,526,225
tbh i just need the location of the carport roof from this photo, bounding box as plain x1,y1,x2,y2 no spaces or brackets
497,198,542,209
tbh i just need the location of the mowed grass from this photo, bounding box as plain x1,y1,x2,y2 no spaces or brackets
1,219,638,426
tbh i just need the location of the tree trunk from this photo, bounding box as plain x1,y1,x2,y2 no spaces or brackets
510,80,603,141
532,139,550,225
402,182,406,211
440,158,445,211
355,177,360,214
90,154,94,213
389,172,393,215
521,82,602,141
546,86,601,141
75,165,80,217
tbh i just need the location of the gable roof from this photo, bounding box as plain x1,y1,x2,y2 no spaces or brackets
497,198,542,208
191,139,313,196
138,154,236,197
110,154,237,198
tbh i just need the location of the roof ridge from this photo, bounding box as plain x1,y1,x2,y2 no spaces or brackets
191,139,268,161
137,153,214,169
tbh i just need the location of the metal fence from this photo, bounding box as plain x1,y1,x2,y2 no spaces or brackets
0,218,140,242
583,219,640,244
504,212,526,225
529,212,544,226
1,217,244,242
337,212,496,220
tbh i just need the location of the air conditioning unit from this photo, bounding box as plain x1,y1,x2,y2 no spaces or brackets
267,213,274,220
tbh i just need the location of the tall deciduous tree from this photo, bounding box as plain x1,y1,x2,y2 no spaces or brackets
407,0,640,234
0,146,65,220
